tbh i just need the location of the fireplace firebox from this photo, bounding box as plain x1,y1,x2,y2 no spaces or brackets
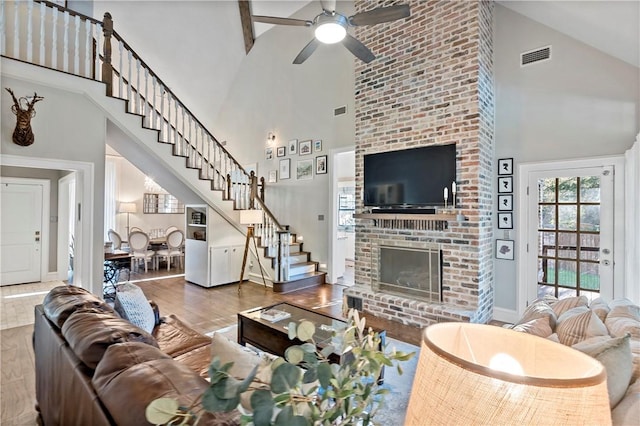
374,245,442,302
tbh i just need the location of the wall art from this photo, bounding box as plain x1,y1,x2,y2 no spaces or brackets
498,176,513,193
268,170,277,183
498,158,513,175
315,155,327,174
277,146,286,157
289,139,298,155
497,194,513,211
314,139,322,152
299,140,312,155
497,212,513,229
279,158,290,180
296,159,313,180
496,239,514,260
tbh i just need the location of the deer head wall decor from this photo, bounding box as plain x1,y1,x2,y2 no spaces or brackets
5,88,45,147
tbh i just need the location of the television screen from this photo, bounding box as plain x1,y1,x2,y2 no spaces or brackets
363,144,456,208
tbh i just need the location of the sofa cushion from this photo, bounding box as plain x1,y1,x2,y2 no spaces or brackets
114,282,156,333
549,295,589,317
153,314,211,358
611,379,640,426
556,306,609,346
61,310,159,370
93,343,239,426
173,344,212,378
573,335,633,408
43,285,115,329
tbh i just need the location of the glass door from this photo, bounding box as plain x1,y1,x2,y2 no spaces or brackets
525,166,614,304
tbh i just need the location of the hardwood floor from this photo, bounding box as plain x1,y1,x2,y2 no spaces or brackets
0,276,423,425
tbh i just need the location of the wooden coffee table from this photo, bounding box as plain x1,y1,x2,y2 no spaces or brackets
238,302,385,381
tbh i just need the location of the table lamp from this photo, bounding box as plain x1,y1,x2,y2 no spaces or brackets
118,202,137,237
238,209,266,290
405,323,610,425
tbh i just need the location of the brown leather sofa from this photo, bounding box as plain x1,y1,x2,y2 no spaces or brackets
33,285,239,425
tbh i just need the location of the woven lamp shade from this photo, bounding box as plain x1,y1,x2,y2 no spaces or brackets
405,323,611,426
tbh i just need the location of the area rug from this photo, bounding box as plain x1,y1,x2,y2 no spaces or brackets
207,325,420,425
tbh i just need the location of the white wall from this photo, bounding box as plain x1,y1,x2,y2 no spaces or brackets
493,4,640,312
213,1,356,271
1,76,106,292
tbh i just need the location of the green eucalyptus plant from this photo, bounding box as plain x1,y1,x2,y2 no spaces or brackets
146,309,414,426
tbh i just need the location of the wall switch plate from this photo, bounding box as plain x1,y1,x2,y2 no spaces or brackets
318,215,324,221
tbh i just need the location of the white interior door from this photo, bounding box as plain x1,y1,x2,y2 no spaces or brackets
520,163,616,309
1,181,44,285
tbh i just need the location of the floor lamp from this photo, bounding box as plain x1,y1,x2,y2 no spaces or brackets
118,202,137,237
238,209,267,292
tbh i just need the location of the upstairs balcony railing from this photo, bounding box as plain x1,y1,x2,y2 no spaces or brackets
1,0,291,281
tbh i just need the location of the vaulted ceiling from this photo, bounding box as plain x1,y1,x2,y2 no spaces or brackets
249,0,640,67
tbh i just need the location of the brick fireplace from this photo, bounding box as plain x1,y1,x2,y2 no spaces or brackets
344,0,495,328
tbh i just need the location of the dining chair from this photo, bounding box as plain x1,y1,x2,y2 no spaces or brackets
128,231,155,272
107,229,123,250
165,225,178,236
154,230,185,271
130,226,143,233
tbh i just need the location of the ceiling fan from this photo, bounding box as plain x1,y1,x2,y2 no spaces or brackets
252,0,411,64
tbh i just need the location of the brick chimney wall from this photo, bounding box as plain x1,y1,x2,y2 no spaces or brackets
345,0,495,327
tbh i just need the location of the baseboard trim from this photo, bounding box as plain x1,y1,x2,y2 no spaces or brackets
492,307,519,324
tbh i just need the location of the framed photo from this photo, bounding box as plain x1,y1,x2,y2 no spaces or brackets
498,158,513,175
497,194,513,211
497,212,513,229
277,146,286,157
299,140,312,155
313,139,322,152
498,176,513,193
265,147,274,160
268,170,277,183
496,239,514,260
279,158,290,180
315,155,327,174
296,159,313,180
288,139,298,155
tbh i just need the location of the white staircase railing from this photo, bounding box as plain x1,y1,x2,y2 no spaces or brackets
1,0,292,282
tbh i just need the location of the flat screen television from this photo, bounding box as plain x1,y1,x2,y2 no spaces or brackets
363,144,456,209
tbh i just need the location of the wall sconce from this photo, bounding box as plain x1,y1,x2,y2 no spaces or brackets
267,132,276,146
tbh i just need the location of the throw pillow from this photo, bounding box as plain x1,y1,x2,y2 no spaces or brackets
573,334,633,408
589,298,611,323
606,305,640,339
556,306,609,346
114,282,156,334
511,317,553,338
517,299,557,330
549,295,589,317
210,332,274,411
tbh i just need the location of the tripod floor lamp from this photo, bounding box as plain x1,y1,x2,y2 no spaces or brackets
238,209,267,292
118,202,137,237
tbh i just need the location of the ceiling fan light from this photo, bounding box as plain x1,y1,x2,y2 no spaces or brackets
315,22,346,44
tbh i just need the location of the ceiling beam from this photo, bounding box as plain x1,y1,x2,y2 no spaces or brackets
238,0,254,54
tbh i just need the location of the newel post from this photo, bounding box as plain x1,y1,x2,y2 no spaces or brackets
101,12,113,97
249,171,257,209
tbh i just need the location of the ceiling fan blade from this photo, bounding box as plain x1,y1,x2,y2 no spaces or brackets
320,0,336,12
342,34,375,63
252,15,312,27
349,4,410,26
293,38,321,64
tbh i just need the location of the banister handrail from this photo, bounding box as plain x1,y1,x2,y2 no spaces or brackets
34,0,102,25
3,0,288,246
109,29,253,179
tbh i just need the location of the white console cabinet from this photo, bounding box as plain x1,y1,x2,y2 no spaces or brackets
185,205,209,286
209,245,244,286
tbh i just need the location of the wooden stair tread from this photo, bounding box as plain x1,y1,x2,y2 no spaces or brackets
272,271,326,293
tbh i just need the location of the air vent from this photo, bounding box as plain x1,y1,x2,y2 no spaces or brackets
521,46,551,67
334,105,347,116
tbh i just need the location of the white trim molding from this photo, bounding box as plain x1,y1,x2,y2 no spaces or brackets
624,135,640,304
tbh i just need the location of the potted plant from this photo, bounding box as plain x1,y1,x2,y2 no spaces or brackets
146,309,415,425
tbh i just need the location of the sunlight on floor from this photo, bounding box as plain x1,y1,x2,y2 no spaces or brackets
0,281,63,330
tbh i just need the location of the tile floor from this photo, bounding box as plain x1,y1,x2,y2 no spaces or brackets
0,281,64,330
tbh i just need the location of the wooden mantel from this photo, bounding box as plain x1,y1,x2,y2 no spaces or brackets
354,212,465,231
